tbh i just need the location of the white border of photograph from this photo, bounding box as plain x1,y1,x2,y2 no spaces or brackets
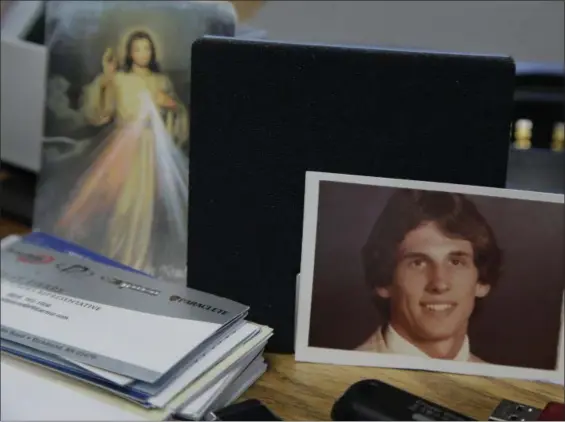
295,171,564,385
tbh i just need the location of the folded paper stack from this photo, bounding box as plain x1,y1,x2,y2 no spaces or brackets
0,233,273,421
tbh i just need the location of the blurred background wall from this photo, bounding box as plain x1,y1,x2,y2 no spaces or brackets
237,1,564,64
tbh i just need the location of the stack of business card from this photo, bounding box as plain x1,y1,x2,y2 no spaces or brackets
0,233,272,420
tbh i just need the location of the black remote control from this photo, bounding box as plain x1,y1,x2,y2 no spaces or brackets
331,379,475,421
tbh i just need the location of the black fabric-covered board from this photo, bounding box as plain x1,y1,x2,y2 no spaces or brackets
186,36,515,353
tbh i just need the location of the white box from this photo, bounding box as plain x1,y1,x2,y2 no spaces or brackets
1,0,46,172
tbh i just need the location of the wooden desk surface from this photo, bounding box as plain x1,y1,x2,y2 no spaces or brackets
243,354,563,420
1,217,563,421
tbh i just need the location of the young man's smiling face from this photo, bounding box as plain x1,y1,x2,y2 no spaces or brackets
376,221,491,344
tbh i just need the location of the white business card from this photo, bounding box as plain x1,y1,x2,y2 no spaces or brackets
1,241,248,383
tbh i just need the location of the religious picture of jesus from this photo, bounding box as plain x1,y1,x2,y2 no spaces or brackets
33,1,236,283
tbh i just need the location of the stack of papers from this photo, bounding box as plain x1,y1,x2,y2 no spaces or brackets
0,233,273,421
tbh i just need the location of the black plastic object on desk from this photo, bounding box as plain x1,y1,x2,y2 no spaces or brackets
187,36,516,353
210,399,282,421
331,379,475,421
171,399,282,421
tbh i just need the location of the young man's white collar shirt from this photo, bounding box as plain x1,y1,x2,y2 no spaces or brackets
356,324,482,362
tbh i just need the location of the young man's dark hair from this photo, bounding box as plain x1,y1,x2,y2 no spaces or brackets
361,189,503,319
